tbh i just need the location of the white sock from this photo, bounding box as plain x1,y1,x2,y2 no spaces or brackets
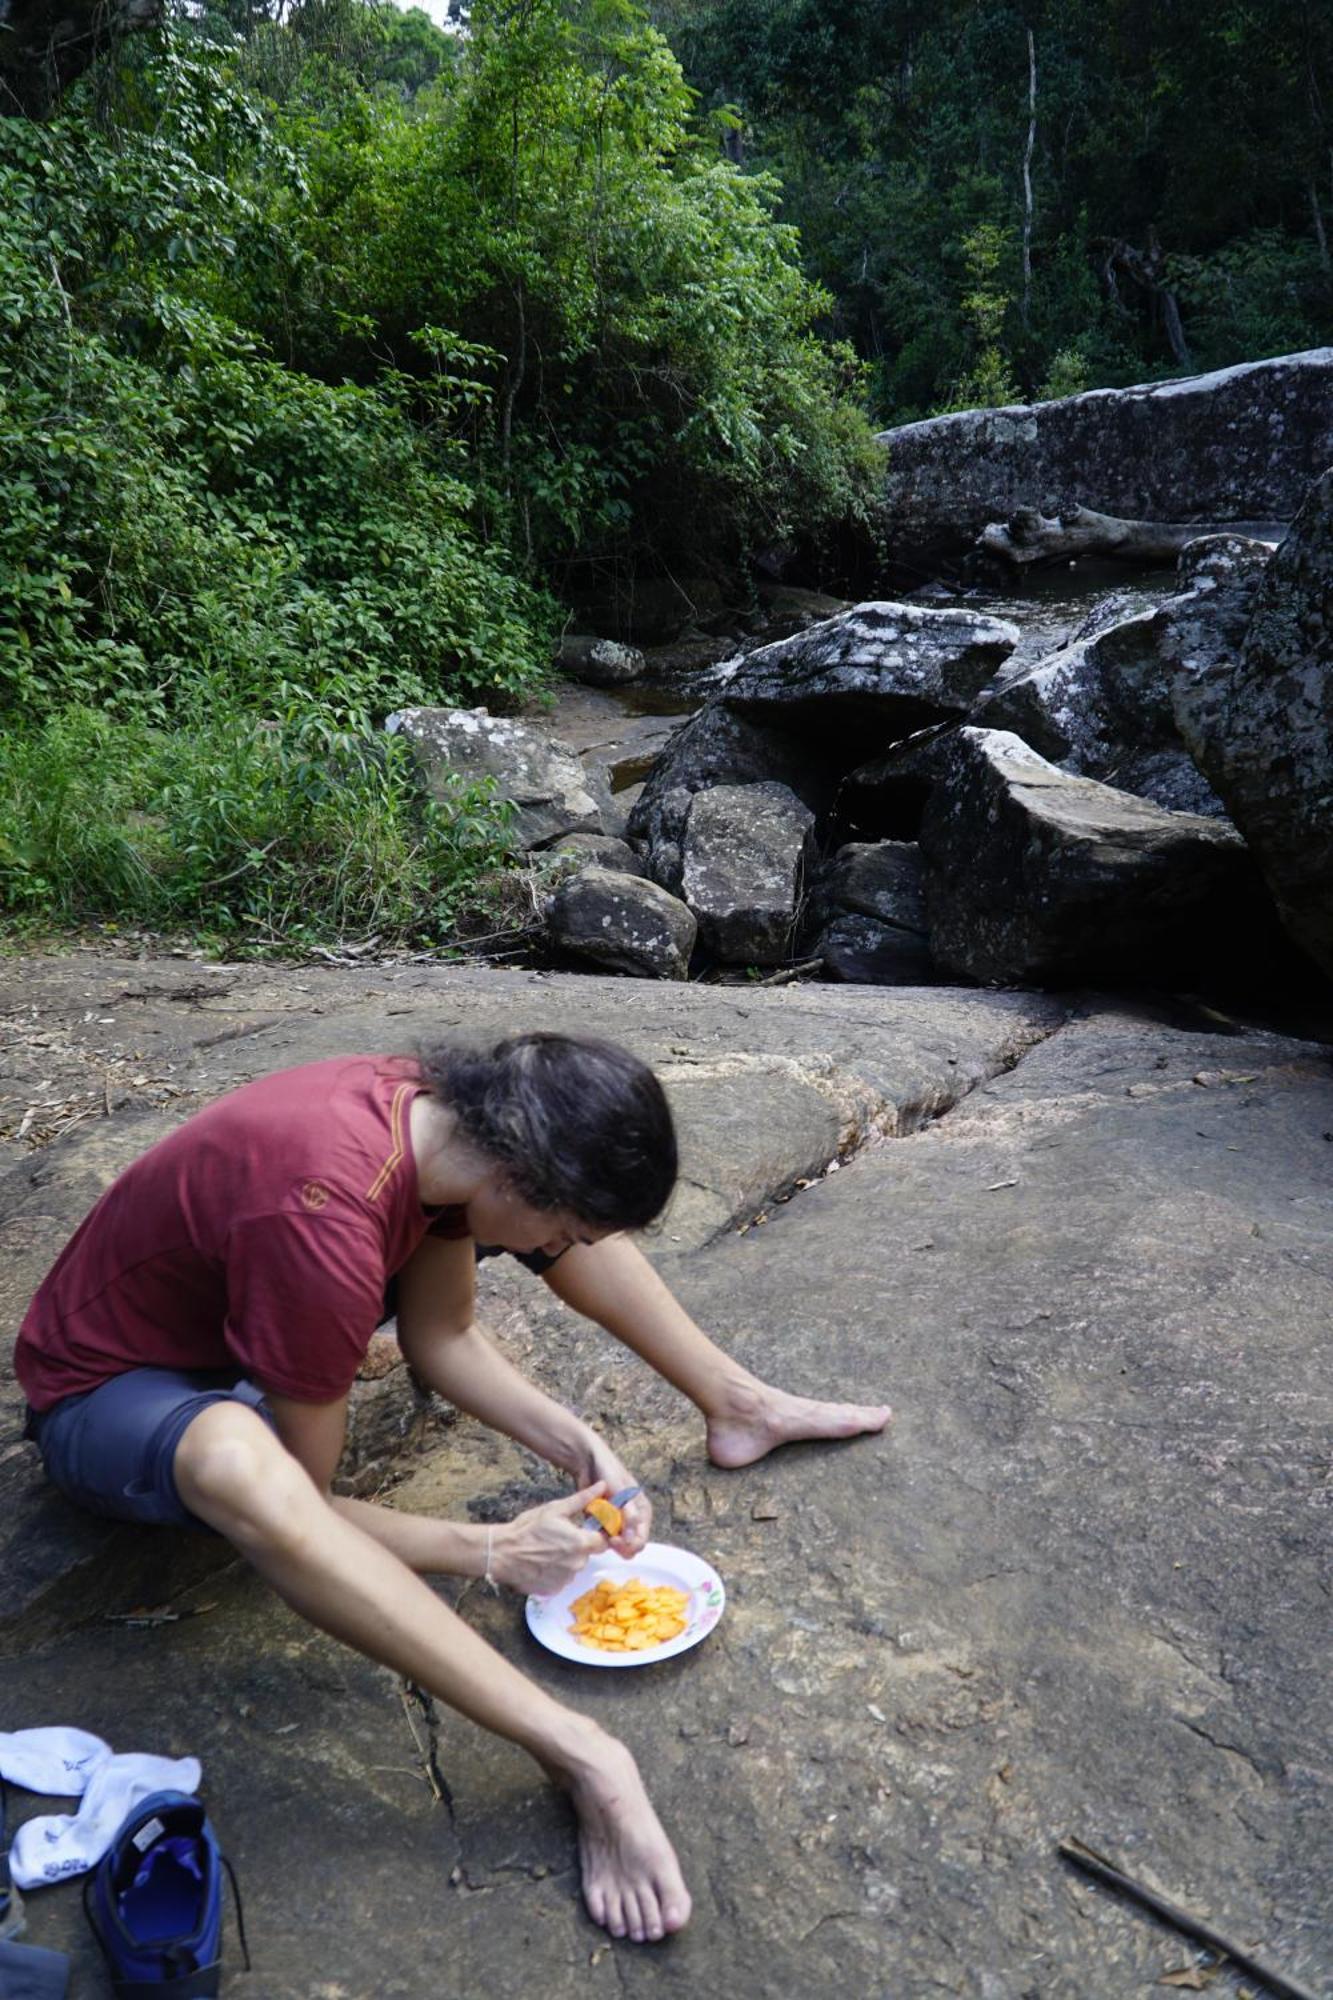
8,1752,202,1891
0,1729,109,1799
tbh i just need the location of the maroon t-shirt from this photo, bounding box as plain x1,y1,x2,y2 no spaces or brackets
15,1055,469,1411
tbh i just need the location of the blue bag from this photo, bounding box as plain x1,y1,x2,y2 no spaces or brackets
83,1791,249,1997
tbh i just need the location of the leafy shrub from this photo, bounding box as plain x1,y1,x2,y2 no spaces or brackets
1036,345,1091,401
1168,231,1327,371
0,3,889,949
0,54,551,725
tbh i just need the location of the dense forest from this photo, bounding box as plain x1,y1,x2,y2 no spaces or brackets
655,0,1333,414
2,0,1330,946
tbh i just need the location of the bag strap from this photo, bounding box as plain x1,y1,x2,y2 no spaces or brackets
222,1852,251,1973
110,1965,222,2000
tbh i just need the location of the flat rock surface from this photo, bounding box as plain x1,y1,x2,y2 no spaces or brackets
1,953,1330,1998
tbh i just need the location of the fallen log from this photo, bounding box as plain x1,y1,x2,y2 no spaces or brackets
978,502,1202,568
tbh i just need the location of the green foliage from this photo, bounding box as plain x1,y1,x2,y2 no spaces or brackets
0,703,515,946
6,0,1325,957
653,0,1333,419
1168,230,1328,370
0,57,550,725
1036,345,1091,402
946,220,1020,410
207,0,458,99
253,0,884,581
2,1,888,946
0,31,550,946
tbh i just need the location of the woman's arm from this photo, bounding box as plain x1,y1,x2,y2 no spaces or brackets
393,1235,600,1473
393,1233,649,1552
266,1386,491,1572
265,1380,608,1589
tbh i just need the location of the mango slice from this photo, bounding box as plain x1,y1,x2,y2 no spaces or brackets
569,1576,690,1653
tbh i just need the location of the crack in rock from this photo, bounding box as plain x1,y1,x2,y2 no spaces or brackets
660,1013,1067,1245
1179,1716,1279,1781
797,1908,862,1945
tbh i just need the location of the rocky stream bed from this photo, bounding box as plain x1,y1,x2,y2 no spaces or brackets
1,950,1330,1999
3,364,1332,1998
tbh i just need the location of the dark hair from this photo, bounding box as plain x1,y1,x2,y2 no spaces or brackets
416,1032,678,1232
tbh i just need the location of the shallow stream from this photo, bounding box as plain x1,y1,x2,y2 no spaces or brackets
553,551,1250,797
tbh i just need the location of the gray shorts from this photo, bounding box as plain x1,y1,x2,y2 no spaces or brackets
26,1368,277,1531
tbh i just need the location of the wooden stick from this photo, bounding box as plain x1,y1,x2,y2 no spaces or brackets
751,957,825,988
398,1678,454,1818
1058,1836,1323,2000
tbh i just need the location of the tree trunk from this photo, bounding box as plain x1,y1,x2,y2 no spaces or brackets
1106,236,1192,372
499,278,526,483
1159,284,1191,372
0,0,161,118
978,502,1204,568
1021,28,1036,326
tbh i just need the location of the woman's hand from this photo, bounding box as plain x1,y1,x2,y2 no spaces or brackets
487,1483,613,1595
576,1441,652,1557
605,1486,651,1558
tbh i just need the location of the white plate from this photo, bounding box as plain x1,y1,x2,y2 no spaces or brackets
525,1541,725,1668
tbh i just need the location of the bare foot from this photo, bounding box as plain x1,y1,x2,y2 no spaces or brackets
558,1734,691,1942
706,1378,892,1469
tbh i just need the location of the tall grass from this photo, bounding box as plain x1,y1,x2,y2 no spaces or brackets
0,705,515,950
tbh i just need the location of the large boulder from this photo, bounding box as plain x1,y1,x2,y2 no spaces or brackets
1170,468,1333,980
720,601,1020,743
806,842,936,986
879,349,1333,562
628,603,1019,881
818,914,937,985
807,840,927,934
631,784,694,897
545,867,696,980
544,832,646,877
972,593,1233,818
627,701,832,820
681,782,815,965
1176,531,1277,592
386,707,601,851
627,706,836,890
556,635,647,687
1149,569,1267,757
919,727,1268,984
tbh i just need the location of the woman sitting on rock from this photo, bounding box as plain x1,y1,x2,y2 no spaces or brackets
16,1032,890,1945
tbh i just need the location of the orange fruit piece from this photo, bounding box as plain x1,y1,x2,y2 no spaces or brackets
585,1497,624,1536
566,1575,691,1651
